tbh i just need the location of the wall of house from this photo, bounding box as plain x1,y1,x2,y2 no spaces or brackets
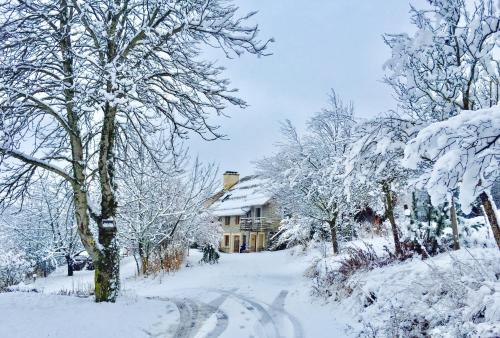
217,202,281,253
262,200,281,226
220,231,267,253
219,215,242,253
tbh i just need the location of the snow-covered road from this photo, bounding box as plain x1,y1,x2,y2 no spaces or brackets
127,248,351,338
146,288,303,338
0,248,352,338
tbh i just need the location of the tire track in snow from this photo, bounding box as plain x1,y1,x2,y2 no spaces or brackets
207,288,304,338
146,292,232,338
203,290,235,338
271,290,288,309
146,288,303,338
171,298,200,338
270,290,304,338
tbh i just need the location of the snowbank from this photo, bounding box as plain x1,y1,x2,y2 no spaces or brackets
309,239,500,337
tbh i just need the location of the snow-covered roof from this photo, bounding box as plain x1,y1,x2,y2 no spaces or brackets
210,175,272,217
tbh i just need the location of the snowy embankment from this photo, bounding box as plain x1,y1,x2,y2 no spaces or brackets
345,248,500,337
307,237,500,337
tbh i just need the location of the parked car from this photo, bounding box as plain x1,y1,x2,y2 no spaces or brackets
72,253,94,271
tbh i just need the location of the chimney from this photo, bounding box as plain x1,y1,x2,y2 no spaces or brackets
223,171,239,190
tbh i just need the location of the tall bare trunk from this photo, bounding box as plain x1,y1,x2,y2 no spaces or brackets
382,181,402,256
480,192,500,249
450,195,460,250
59,0,97,263
327,216,339,255
94,222,120,302
94,103,120,302
92,13,122,302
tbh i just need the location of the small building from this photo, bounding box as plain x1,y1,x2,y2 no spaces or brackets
208,171,281,253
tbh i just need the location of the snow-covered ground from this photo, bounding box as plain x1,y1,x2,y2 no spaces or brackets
3,237,498,338
1,248,353,338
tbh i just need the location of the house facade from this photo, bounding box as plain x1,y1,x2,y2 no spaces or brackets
208,171,281,253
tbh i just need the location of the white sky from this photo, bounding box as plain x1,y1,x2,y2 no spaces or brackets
188,0,425,178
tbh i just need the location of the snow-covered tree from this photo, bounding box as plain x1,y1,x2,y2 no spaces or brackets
258,91,356,254
0,0,270,301
0,249,31,290
380,0,500,251
1,176,83,276
118,142,221,274
345,115,417,256
403,105,500,248
383,0,499,120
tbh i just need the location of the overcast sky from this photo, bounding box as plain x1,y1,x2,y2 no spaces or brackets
188,1,424,179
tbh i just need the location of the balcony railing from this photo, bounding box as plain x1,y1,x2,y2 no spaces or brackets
239,217,278,232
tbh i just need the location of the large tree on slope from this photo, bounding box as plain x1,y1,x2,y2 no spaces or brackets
382,0,499,250
0,0,271,302
403,105,500,249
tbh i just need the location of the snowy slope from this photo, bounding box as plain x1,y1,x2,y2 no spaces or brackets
4,237,496,338
308,238,500,338
342,248,500,337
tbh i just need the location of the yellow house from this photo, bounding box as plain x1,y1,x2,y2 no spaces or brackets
208,171,281,253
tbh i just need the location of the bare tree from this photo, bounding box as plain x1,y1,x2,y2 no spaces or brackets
0,0,271,301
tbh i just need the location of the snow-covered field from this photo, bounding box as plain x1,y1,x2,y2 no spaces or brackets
1,248,352,338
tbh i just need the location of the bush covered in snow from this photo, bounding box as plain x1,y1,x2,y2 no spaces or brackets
0,250,31,291
308,243,500,337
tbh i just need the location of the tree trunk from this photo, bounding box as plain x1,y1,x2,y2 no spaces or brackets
382,181,402,256
93,43,120,300
59,0,97,260
327,216,339,255
65,255,74,277
133,254,140,275
450,195,460,250
480,192,500,249
94,224,120,302
138,243,148,275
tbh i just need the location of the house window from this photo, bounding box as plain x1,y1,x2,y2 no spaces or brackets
224,235,230,246
256,207,261,218
235,216,240,225
225,216,230,225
